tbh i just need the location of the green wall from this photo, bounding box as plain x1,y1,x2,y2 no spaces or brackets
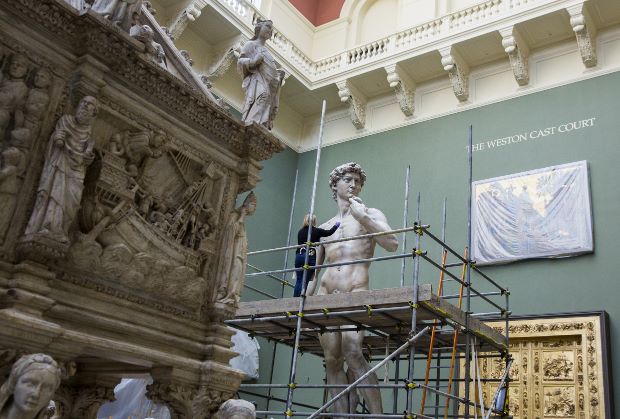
243,71,620,415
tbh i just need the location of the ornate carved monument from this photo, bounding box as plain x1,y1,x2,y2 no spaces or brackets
0,0,283,417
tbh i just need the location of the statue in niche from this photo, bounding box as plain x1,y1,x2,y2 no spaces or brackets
24,96,98,244
0,147,26,241
0,55,29,141
129,24,166,69
90,0,143,32
0,353,62,419
214,192,256,306
215,399,255,419
307,162,398,415
237,19,285,130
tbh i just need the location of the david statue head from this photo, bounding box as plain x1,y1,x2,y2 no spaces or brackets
0,354,62,419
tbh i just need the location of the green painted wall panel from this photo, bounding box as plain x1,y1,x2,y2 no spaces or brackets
243,71,620,415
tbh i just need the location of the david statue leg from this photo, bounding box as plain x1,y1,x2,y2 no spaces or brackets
342,329,383,414
318,329,350,415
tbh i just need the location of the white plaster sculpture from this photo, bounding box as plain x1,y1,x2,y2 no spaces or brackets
0,54,29,139
308,162,398,415
237,19,285,130
90,0,143,32
0,354,62,419
215,399,255,419
214,192,256,306
24,96,98,244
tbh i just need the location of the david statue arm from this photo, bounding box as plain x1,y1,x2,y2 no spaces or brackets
349,196,398,252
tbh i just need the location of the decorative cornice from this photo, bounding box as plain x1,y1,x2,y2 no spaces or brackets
385,63,415,117
439,46,469,102
499,26,530,86
336,79,367,129
567,3,598,68
168,1,207,40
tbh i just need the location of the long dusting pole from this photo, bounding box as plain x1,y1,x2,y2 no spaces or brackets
284,100,327,416
400,165,411,287
464,124,473,419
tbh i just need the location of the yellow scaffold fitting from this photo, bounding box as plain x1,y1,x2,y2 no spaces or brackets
412,248,426,257
303,264,311,270
404,414,415,419
406,382,418,389
365,305,373,316
414,227,424,236
285,409,294,417
408,301,419,309
288,383,297,389
296,312,304,317
469,260,477,266
322,308,330,315
306,241,313,246
285,311,293,318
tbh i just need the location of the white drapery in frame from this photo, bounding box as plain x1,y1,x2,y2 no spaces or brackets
472,161,593,265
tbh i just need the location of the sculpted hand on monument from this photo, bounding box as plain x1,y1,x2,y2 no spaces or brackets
54,130,66,147
348,197,368,220
252,55,264,67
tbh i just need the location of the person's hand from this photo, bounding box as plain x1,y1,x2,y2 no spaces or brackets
252,55,264,67
349,197,367,220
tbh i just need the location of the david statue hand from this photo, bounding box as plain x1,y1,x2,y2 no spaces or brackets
348,197,367,219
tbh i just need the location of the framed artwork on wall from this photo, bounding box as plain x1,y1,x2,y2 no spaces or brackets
471,160,593,265
470,312,614,419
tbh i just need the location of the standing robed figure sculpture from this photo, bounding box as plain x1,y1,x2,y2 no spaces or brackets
307,162,399,415
237,19,285,130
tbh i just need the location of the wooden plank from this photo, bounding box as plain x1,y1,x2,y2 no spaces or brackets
236,285,431,318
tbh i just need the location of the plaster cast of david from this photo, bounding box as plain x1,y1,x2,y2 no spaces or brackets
214,192,256,307
90,0,144,32
237,20,285,130
23,96,98,246
307,162,398,415
215,399,255,419
0,354,62,419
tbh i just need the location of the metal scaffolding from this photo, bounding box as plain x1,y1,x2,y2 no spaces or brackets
230,103,512,418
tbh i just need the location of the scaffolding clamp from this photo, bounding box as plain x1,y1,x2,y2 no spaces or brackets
414,226,424,236
322,308,329,315
411,248,426,257
285,311,293,318
303,264,310,270
364,304,373,316
404,380,418,390
296,312,304,318
288,382,297,389
285,409,294,417
408,301,419,310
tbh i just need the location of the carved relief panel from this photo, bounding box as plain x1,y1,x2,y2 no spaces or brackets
0,42,66,259
473,313,611,419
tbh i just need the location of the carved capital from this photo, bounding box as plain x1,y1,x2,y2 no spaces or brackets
168,1,207,39
385,64,415,117
55,381,117,419
146,382,232,419
439,46,469,102
499,26,530,86
567,4,598,68
336,80,366,129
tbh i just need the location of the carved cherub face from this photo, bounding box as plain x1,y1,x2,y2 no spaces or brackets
34,69,52,89
8,55,28,79
13,369,58,416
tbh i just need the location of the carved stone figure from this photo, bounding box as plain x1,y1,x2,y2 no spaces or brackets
0,353,62,419
0,147,26,241
308,162,398,415
23,68,52,138
0,55,29,141
129,24,166,68
215,399,255,419
214,192,256,306
24,96,98,244
90,0,143,32
237,20,285,130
